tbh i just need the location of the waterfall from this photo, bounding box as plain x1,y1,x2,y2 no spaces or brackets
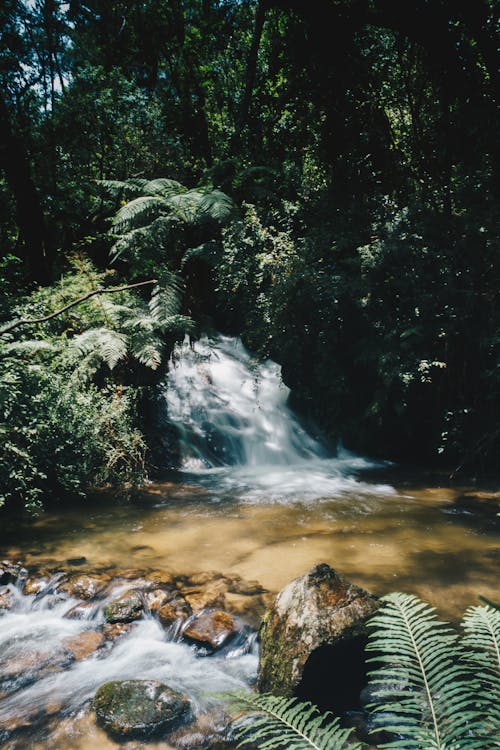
164,335,393,502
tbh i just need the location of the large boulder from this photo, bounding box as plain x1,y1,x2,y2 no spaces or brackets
93,679,191,739
258,564,379,712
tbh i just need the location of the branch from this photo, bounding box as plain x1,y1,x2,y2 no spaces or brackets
0,279,158,336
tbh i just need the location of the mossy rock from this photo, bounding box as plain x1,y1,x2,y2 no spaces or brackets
103,589,143,623
93,679,191,739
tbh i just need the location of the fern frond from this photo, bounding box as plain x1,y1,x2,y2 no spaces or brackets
229,692,360,750
463,605,500,672
461,604,500,735
98,178,149,200
198,189,236,222
130,336,164,370
181,240,220,268
112,196,167,233
148,280,182,325
367,592,492,749
143,178,185,196
162,190,205,222
0,340,56,356
70,327,128,370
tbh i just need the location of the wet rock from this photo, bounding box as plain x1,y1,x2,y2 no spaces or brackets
227,577,266,596
258,563,380,704
143,587,172,614
58,573,110,600
144,569,176,587
158,595,192,628
169,709,231,749
104,589,143,623
63,630,105,660
66,556,87,566
183,609,239,651
93,679,191,739
182,580,227,613
0,587,15,611
0,560,27,585
23,576,49,596
225,592,272,630
63,600,98,620
102,622,136,642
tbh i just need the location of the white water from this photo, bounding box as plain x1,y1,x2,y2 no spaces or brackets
0,582,257,738
165,335,394,502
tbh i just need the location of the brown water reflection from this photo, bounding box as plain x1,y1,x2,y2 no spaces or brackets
1,472,498,620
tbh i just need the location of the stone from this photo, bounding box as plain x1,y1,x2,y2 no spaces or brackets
102,622,136,642
103,589,143,623
23,576,49,596
0,560,27,585
158,596,191,628
63,631,105,660
182,580,227,613
257,563,380,710
63,600,97,620
143,587,172,614
58,573,110,600
0,587,15,611
183,609,238,651
93,679,191,739
227,578,266,596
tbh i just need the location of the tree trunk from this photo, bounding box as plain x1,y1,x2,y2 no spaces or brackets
231,0,267,150
0,94,50,283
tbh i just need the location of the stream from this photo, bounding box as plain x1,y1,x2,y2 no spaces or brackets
0,335,498,749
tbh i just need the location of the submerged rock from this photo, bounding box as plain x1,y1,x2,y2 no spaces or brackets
103,589,143,623
0,560,27,585
258,563,379,708
93,679,191,739
63,630,105,661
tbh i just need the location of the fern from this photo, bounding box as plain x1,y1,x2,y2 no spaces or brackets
142,178,185,196
70,327,128,370
461,604,500,738
230,693,361,750
112,196,167,233
366,592,491,749
199,189,236,222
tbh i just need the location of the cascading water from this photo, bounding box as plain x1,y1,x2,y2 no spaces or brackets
165,335,394,502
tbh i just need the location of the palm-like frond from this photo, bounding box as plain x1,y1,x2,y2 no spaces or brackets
230,693,360,750
366,592,491,749
70,327,128,370
199,189,236,222
148,279,182,324
98,178,149,200
143,178,185,196
163,190,205,222
112,196,168,233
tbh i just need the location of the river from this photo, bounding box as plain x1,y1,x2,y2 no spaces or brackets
0,335,498,748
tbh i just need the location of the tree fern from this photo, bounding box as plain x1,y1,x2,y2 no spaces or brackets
112,196,168,233
70,327,128,371
230,693,361,750
366,592,492,749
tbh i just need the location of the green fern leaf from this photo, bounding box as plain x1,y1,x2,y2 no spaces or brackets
148,280,183,325
366,592,493,749
230,692,361,750
198,189,236,222
112,196,167,233
143,178,185,196
98,178,149,200
70,327,128,370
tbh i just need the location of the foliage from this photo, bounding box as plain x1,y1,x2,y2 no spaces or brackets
230,595,500,750
0,257,193,513
0,351,145,513
231,693,361,750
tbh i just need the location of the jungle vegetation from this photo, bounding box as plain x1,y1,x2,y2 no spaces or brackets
0,0,498,512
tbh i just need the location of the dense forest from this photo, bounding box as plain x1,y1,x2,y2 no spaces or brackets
0,0,498,514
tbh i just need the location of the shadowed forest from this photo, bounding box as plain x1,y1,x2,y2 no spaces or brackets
0,0,498,513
